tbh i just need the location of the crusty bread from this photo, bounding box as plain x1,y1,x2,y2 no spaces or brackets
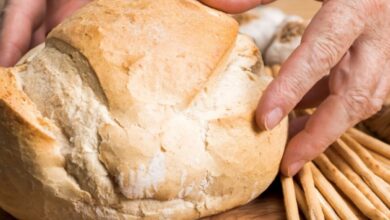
0,0,287,219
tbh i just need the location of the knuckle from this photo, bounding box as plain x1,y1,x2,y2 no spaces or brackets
343,89,381,121
310,38,341,70
334,1,366,27
370,98,384,113
341,0,368,18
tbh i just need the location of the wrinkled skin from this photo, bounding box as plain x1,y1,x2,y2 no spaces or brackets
1,0,390,176
203,0,390,176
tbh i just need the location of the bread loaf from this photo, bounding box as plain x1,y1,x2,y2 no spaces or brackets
0,0,287,219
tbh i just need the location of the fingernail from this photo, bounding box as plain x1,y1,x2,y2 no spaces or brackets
287,160,305,176
264,108,283,130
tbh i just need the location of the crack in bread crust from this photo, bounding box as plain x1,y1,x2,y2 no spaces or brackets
16,45,119,205
46,38,109,107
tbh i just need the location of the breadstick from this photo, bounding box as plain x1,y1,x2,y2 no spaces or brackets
325,149,390,218
281,175,300,220
298,163,324,220
333,139,390,207
341,134,390,183
368,149,390,169
347,127,390,158
315,188,340,220
313,154,387,220
304,109,315,115
293,181,310,220
264,66,273,77
336,191,368,220
309,163,359,220
271,65,281,77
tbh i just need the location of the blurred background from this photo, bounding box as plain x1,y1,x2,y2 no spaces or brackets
271,0,320,19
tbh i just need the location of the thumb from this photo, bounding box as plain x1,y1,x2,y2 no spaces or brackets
46,0,91,30
0,0,46,67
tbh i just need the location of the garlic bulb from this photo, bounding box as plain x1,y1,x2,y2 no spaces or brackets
265,16,307,65
234,7,286,52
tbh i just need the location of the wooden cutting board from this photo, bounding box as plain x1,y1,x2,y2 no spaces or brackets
0,1,320,219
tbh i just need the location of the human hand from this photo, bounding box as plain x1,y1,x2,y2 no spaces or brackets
0,0,90,67
202,0,390,176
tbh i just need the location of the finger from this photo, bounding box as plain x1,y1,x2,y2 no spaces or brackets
256,0,366,130
30,24,46,48
46,0,91,30
281,41,387,176
371,57,390,103
0,0,46,66
281,96,353,176
288,115,309,139
296,76,329,109
199,0,275,14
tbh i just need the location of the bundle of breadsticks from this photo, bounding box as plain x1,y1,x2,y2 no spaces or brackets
281,112,390,220
268,65,390,220
268,67,390,220
266,64,390,220
235,8,390,220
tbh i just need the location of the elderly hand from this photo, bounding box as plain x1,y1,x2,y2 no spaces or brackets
0,0,90,67
201,0,390,176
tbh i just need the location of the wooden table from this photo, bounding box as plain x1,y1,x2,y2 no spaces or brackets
0,182,286,220
207,181,287,219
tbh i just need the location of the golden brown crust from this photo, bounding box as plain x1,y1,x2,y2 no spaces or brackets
49,0,238,113
0,67,93,220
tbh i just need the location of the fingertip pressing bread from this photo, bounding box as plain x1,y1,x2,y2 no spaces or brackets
0,0,287,219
